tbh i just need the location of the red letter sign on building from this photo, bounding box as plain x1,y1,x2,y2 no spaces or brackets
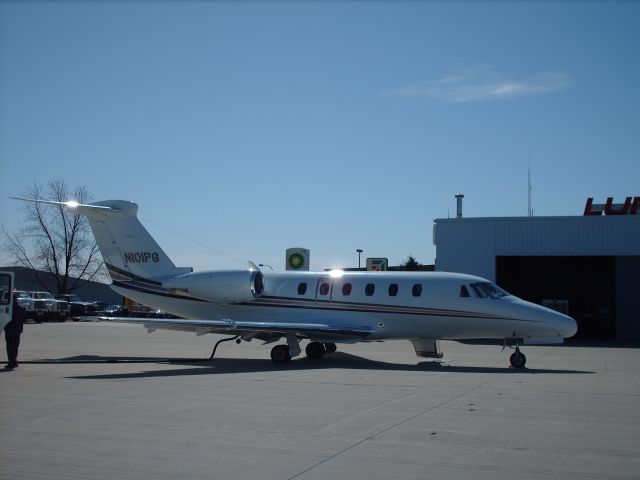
584,197,640,216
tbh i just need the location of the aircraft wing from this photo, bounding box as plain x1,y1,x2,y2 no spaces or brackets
98,316,374,342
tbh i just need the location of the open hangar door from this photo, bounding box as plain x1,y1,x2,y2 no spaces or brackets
496,256,615,340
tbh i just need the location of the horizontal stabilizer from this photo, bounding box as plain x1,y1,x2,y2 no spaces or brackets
10,197,119,211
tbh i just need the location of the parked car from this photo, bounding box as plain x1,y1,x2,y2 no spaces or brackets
13,290,30,301
29,291,70,322
14,291,48,323
101,305,128,317
54,294,98,319
147,309,181,319
93,301,110,312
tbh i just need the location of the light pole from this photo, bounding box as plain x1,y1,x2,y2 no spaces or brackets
356,249,363,270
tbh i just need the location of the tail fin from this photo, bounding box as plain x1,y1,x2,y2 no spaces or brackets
12,197,191,282
77,200,191,282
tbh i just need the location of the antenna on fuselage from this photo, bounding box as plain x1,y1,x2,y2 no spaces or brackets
139,215,246,267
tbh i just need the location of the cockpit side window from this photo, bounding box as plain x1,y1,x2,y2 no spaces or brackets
460,285,470,298
470,282,510,299
471,283,486,298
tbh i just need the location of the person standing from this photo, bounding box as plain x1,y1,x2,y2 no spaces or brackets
4,296,26,369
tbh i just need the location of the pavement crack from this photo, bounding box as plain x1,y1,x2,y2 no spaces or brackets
285,374,503,480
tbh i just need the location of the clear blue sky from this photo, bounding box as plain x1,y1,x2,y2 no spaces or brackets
1,1,639,271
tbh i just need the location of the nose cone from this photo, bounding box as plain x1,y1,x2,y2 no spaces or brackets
511,298,578,340
549,310,578,339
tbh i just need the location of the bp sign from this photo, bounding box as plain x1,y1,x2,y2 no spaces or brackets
366,258,388,271
286,248,310,271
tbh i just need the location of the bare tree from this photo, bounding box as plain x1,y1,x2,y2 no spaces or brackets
3,180,105,294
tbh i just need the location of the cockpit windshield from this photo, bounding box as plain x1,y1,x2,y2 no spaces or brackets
470,282,510,299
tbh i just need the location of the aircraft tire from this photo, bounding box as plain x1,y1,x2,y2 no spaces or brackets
323,342,337,354
306,342,326,360
509,351,527,369
271,345,291,363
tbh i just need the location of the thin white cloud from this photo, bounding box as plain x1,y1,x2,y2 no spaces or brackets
387,66,571,103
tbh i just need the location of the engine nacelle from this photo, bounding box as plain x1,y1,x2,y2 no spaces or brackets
163,269,264,304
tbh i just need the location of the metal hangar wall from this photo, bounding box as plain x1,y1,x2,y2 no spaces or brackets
433,214,640,341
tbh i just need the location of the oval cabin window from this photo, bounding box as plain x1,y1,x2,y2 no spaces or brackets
365,283,375,296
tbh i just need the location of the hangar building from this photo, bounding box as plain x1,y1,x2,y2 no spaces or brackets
433,197,640,341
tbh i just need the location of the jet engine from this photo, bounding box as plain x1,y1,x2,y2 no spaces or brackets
163,269,264,304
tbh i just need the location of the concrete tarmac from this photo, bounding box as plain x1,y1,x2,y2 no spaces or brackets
1,322,639,480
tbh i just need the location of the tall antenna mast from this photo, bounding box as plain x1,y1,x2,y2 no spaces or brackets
528,152,533,217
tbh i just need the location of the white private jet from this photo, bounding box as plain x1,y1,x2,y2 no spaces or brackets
13,198,577,368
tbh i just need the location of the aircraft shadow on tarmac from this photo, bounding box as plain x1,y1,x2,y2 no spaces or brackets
17,352,594,379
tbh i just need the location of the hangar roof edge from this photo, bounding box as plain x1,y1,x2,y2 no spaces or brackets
434,215,640,223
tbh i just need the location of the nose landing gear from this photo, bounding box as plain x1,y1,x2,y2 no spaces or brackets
509,349,527,369
504,337,527,369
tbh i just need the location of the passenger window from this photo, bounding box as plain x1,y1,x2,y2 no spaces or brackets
412,284,422,297
365,283,375,296
460,285,470,298
319,283,330,295
388,284,398,296
342,283,352,296
297,283,307,295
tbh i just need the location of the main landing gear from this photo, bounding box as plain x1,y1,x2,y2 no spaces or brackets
504,337,527,369
270,344,291,363
269,341,338,364
206,336,337,364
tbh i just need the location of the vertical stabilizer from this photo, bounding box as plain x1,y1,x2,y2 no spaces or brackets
77,200,188,282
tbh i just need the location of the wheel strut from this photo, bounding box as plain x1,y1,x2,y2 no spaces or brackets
503,336,527,369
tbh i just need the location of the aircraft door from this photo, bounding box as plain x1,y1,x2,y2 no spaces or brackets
316,277,333,302
0,272,13,330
